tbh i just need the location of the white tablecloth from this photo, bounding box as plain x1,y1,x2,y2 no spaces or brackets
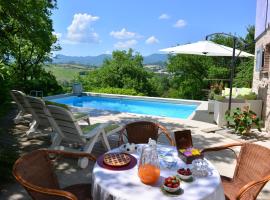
91,145,225,200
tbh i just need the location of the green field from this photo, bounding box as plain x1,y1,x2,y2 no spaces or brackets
44,64,92,82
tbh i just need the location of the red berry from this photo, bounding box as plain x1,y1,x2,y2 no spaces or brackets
173,184,179,188
167,183,172,188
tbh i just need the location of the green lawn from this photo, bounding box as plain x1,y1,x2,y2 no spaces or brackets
44,64,92,82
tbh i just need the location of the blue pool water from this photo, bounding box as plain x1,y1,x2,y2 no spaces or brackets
51,96,198,119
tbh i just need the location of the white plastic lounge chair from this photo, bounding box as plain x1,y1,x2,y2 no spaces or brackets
46,105,122,168
26,96,92,137
44,100,91,125
10,90,32,124
25,96,53,137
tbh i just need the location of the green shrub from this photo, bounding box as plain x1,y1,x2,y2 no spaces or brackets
214,94,226,101
86,87,144,96
236,92,257,100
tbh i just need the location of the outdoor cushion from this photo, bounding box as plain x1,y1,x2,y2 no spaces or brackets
45,100,89,122
45,100,69,109
82,123,120,134
222,88,252,98
73,112,89,120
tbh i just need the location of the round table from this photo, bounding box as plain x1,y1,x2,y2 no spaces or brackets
91,145,225,200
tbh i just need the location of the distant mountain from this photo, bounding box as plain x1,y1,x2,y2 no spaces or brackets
53,54,112,66
143,54,168,66
52,53,168,66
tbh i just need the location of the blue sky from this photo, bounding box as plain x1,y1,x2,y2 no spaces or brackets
52,0,256,56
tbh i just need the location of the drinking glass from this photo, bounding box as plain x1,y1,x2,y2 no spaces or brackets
191,159,210,177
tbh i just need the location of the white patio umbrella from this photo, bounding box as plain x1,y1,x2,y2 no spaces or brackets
160,40,254,57
160,40,254,113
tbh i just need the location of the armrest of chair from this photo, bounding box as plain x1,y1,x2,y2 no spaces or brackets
118,126,127,146
13,175,78,200
201,143,243,153
157,123,175,146
201,143,243,160
45,149,96,161
237,175,270,200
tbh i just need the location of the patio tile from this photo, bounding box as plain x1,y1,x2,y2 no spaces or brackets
0,108,270,200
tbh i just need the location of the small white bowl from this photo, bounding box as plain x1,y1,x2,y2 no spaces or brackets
163,183,180,193
176,173,192,180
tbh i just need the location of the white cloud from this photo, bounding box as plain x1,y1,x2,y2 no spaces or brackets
110,28,139,40
66,13,100,43
145,36,159,44
173,19,187,28
53,32,62,40
159,14,170,20
114,39,137,49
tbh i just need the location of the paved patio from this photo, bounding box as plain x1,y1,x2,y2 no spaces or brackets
0,105,270,200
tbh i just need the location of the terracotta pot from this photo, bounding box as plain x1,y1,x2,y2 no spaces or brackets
244,126,252,135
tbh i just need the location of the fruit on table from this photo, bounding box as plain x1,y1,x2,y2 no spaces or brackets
177,168,192,176
164,176,180,188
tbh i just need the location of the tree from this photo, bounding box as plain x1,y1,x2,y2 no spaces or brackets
166,55,212,99
80,49,156,96
0,0,61,94
241,25,255,54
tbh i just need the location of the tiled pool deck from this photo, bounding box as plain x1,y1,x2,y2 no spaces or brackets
1,103,270,200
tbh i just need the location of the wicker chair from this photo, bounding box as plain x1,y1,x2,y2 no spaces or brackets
202,143,270,200
13,149,96,200
174,130,193,150
119,121,175,146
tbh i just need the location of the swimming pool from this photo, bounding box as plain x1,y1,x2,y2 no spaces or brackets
50,95,198,119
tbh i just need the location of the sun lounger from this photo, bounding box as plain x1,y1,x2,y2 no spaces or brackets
46,105,122,168
25,96,53,137
10,90,32,124
26,96,93,137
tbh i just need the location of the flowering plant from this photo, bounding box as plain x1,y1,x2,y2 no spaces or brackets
225,106,262,134
179,147,201,157
208,83,223,100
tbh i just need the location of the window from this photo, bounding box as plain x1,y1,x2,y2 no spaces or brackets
256,46,264,71
263,44,270,71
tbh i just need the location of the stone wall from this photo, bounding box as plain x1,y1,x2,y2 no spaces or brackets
252,29,270,131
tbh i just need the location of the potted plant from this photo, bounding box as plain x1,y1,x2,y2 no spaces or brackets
208,83,223,113
225,106,262,135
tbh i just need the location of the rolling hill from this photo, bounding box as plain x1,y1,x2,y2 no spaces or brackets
52,53,168,66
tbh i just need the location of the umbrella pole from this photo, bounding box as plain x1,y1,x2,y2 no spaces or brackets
228,37,237,112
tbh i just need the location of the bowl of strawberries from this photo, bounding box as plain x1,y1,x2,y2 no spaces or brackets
176,168,192,180
163,176,180,193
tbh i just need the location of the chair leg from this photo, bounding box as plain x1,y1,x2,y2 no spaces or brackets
78,132,101,168
26,120,39,138
83,132,101,154
50,133,63,149
100,129,111,151
14,110,24,124
86,117,90,125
